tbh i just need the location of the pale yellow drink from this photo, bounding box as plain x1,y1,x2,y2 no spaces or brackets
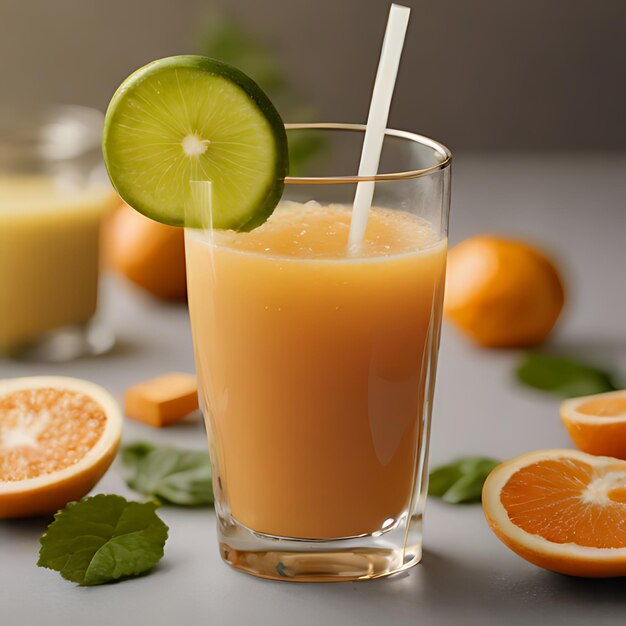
186,201,446,539
0,176,117,353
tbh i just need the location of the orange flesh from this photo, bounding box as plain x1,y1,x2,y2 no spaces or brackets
500,459,626,549
608,487,626,504
0,388,106,481
578,397,626,417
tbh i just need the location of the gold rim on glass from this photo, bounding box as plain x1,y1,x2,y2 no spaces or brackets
284,123,451,185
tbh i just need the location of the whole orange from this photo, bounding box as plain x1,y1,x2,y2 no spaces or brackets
443,236,564,348
105,203,187,300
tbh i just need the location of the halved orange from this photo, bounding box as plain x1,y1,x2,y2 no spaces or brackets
0,376,122,518
561,390,626,459
483,449,626,577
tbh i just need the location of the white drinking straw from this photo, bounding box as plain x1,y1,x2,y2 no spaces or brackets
187,179,213,232
347,3,411,254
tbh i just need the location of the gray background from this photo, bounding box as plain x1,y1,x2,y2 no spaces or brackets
1,0,625,149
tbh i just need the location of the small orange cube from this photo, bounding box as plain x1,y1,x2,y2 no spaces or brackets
124,373,199,428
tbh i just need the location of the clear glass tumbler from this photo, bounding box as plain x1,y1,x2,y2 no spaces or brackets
0,105,119,361
185,124,451,581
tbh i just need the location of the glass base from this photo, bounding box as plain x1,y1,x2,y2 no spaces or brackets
9,319,115,362
218,513,423,582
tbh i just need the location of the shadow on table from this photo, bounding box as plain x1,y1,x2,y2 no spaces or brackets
276,548,626,621
418,549,626,602
0,515,51,540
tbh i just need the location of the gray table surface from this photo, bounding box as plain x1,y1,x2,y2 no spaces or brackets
2,153,626,626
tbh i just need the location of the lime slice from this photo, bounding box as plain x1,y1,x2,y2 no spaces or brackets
102,55,288,230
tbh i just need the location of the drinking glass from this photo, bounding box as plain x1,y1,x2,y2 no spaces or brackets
186,123,451,581
0,105,118,360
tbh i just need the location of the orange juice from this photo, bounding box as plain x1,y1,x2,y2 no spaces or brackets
0,176,117,353
186,201,446,539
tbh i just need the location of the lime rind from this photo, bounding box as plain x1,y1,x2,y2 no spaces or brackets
102,55,288,230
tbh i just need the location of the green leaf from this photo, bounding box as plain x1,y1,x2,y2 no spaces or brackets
196,10,286,95
442,469,491,504
287,132,328,177
516,352,617,398
38,494,168,586
429,457,500,504
122,442,214,506
457,457,501,475
428,464,464,497
121,442,155,466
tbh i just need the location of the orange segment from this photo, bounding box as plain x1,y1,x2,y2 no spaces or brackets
0,377,122,518
124,373,198,428
483,449,626,577
560,390,626,459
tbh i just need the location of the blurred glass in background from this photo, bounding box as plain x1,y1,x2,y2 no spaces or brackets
0,106,118,361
